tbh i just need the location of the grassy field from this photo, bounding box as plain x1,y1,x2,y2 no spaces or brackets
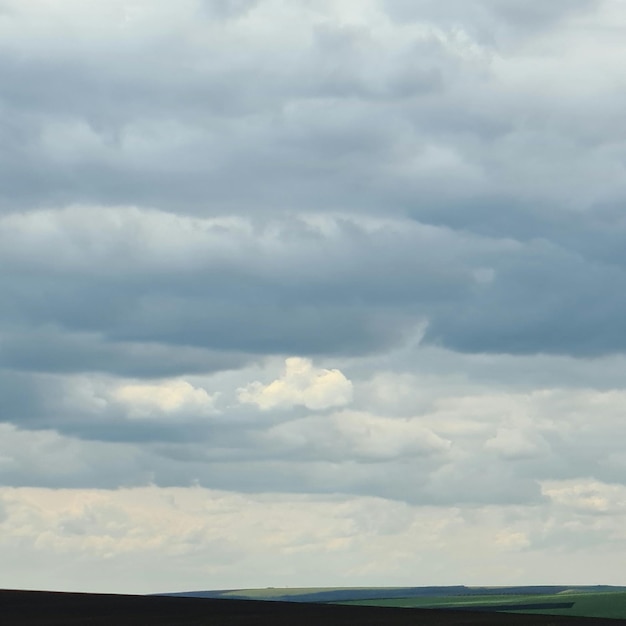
6,589,619,626
171,586,626,620
508,591,626,620
337,590,626,620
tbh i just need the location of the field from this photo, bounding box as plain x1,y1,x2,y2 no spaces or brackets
170,586,626,620
3,589,626,625
339,590,626,620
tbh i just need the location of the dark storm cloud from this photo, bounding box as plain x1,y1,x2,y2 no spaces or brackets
424,238,626,356
0,208,476,365
3,203,626,365
0,327,248,378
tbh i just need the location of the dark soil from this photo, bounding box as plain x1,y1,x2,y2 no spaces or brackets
1,589,625,625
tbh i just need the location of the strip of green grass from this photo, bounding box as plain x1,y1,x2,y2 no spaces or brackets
338,591,626,620
338,594,551,609
200,586,626,619
512,592,626,620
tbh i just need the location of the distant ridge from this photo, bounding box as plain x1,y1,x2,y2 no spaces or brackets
163,585,626,604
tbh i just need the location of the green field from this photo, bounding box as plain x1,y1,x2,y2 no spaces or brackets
337,590,626,620
170,586,626,619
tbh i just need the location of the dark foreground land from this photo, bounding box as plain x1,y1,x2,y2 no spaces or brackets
3,590,626,626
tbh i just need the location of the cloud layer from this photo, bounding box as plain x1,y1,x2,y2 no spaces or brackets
1,0,626,592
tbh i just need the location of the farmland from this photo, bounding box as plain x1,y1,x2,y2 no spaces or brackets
170,586,626,620
338,590,626,620
3,589,626,625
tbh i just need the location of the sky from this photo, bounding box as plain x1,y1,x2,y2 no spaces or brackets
2,0,626,594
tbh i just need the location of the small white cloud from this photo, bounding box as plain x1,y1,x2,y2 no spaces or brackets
542,479,626,514
238,357,353,410
112,379,218,418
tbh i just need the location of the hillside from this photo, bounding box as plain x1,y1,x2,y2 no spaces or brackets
3,589,626,626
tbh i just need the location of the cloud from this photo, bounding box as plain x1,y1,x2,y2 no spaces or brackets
266,410,450,462
484,421,550,460
239,357,353,410
1,0,626,591
111,380,219,418
3,358,626,507
5,204,626,364
2,483,626,594
542,479,626,515
2,0,626,361
383,0,599,43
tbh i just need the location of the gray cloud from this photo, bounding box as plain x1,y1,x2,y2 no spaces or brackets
383,0,600,44
2,0,626,589
4,205,626,361
0,327,248,378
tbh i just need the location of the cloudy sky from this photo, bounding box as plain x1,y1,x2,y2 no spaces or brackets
2,0,626,594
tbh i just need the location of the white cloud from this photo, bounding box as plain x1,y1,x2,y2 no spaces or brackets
112,379,218,418
238,357,353,410
2,483,626,594
267,410,450,462
542,479,626,515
